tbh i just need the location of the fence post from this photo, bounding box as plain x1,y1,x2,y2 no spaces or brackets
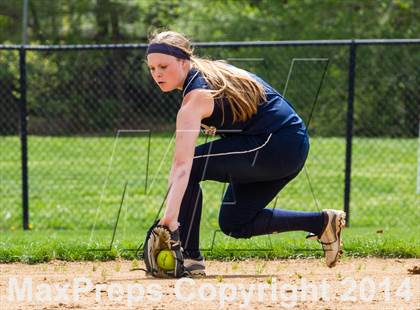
19,47,29,230
344,41,357,227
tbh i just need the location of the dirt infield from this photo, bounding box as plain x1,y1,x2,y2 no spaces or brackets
0,258,418,309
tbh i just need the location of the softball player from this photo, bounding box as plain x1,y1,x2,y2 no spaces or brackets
146,31,346,276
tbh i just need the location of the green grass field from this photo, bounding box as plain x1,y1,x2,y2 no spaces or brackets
0,227,418,264
0,135,419,262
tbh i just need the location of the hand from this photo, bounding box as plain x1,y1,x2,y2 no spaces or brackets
159,217,179,232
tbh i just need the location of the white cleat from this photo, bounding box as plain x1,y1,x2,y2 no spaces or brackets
183,256,206,277
318,209,346,268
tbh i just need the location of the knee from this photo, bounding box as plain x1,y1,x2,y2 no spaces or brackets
218,211,251,239
189,157,206,183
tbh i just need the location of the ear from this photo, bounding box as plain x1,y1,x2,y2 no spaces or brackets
181,59,189,69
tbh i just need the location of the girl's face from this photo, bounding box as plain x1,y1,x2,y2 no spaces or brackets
147,53,189,92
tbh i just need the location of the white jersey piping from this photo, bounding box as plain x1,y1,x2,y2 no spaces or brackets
193,133,272,159
182,71,200,97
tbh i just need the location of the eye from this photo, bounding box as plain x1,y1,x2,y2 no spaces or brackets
160,65,168,69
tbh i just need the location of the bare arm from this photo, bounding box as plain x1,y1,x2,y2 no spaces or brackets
159,90,214,231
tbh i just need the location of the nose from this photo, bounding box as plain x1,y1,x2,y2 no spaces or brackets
152,71,161,80
155,70,162,78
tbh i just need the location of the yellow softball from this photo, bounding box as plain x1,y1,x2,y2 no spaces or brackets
157,249,175,271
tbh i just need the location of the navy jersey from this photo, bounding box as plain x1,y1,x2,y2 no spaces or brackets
182,66,305,136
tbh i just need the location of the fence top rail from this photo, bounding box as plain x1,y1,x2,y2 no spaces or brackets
0,38,419,51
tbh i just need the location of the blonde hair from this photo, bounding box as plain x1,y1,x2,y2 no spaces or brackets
148,31,266,123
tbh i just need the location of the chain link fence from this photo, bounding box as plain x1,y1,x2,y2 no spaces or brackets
0,41,419,238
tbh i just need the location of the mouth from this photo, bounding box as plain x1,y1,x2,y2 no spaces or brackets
157,81,165,85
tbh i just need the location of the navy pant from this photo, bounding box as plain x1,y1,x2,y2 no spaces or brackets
177,126,324,259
